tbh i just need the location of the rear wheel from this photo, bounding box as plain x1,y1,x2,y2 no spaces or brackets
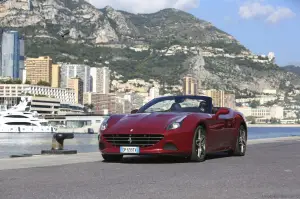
102,154,123,162
190,125,206,162
230,125,247,156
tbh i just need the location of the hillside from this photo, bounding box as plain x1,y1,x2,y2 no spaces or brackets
1,0,299,94
282,65,300,76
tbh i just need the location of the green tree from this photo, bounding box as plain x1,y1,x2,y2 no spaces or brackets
25,80,31,84
0,78,22,84
37,80,51,86
249,100,260,108
264,100,278,106
12,79,22,84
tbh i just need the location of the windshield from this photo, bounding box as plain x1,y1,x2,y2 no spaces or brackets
138,96,212,113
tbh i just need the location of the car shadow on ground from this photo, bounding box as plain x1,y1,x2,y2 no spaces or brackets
102,152,232,164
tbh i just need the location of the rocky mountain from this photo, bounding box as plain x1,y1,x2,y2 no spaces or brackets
1,0,299,95
282,65,300,75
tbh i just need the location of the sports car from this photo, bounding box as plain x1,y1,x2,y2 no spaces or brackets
98,95,248,162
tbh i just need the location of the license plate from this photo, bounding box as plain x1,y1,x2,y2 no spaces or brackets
120,146,140,153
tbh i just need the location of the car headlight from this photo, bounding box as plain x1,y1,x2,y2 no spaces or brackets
99,117,109,133
167,122,181,130
166,115,187,130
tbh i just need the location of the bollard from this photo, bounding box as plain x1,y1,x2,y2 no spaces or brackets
51,133,74,150
41,133,77,155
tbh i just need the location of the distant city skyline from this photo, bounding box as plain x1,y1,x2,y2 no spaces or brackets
60,64,91,93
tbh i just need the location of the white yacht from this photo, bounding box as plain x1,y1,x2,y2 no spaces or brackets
0,97,57,133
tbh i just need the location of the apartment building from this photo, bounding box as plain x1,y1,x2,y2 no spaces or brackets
83,92,131,114
182,75,198,95
90,67,110,94
60,63,90,92
51,64,60,88
25,56,52,84
68,77,83,104
204,89,225,107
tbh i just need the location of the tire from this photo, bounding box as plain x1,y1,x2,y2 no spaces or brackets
230,125,247,156
102,154,123,162
190,125,206,162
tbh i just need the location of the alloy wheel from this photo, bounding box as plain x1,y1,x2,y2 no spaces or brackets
196,127,206,158
239,127,246,153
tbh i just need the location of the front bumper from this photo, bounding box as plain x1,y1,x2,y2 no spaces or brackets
99,131,193,155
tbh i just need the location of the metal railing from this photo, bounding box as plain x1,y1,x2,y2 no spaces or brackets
0,126,56,133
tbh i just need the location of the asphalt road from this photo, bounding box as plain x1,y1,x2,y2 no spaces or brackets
0,140,300,199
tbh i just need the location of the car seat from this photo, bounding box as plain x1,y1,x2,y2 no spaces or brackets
170,103,181,111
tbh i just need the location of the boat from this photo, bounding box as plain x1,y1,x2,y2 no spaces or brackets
0,97,57,133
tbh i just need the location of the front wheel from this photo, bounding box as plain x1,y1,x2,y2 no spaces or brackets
190,125,206,162
102,154,123,162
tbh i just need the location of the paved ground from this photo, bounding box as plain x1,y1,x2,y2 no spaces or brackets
0,137,300,199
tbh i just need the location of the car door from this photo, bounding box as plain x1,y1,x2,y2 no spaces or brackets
205,115,226,152
218,109,235,148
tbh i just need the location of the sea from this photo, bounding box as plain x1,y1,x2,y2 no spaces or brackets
0,127,299,159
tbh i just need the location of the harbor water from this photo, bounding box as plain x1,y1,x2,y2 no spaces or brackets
0,127,300,158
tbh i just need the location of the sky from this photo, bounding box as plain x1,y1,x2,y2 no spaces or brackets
88,0,300,66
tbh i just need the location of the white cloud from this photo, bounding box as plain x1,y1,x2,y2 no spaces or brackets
88,0,200,14
238,1,295,23
266,7,296,23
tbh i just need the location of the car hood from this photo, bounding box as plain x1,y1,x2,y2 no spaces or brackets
107,112,190,134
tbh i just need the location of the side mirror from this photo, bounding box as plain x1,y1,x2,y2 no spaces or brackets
215,108,229,118
130,109,138,114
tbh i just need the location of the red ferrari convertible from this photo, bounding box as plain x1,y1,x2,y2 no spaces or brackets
98,95,248,162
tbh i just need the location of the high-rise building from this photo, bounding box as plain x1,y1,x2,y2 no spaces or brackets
90,67,110,94
25,56,52,84
224,93,236,109
51,64,60,88
204,89,225,107
182,75,198,95
19,36,25,78
68,77,83,104
1,30,22,79
60,64,90,92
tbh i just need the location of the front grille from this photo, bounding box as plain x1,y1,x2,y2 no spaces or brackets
103,134,164,147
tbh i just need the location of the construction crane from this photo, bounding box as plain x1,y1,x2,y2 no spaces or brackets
58,29,70,38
